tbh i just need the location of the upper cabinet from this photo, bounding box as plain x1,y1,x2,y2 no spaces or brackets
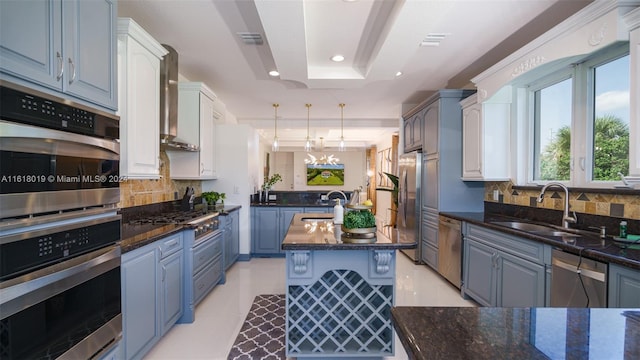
402,109,423,153
117,18,168,179
460,92,510,181
167,82,225,180
0,0,117,111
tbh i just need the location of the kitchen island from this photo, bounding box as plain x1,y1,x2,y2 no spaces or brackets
391,306,640,360
281,212,416,359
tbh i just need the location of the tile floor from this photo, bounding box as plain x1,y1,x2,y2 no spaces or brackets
144,253,477,360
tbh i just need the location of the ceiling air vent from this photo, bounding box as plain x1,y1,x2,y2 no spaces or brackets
420,33,450,47
237,32,264,45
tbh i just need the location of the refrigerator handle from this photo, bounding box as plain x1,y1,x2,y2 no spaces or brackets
401,168,408,227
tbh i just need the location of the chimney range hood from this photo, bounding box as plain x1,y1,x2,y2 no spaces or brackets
159,44,199,152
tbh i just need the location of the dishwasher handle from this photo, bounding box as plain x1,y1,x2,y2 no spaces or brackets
552,258,606,283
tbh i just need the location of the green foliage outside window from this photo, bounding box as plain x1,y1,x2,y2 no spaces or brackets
539,115,629,181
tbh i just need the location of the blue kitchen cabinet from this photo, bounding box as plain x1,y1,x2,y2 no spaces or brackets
121,232,183,360
462,224,547,307
251,207,281,256
222,210,240,270
252,206,328,256
609,264,640,307
0,0,117,111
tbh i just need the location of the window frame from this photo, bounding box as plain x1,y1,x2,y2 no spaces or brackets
522,43,630,188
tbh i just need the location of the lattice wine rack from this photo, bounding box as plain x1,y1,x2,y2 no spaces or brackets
287,269,393,356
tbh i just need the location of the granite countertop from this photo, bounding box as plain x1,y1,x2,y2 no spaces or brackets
440,211,640,270
119,223,184,253
281,212,415,250
391,306,639,360
251,202,333,207
218,205,241,215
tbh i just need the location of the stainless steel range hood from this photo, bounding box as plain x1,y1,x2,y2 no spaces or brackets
159,44,199,152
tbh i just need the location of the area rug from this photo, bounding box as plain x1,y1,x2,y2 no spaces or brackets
227,294,286,360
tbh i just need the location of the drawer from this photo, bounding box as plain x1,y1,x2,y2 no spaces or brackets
158,233,183,259
421,241,438,270
193,257,223,305
193,233,222,273
466,224,547,265
422,221,438,247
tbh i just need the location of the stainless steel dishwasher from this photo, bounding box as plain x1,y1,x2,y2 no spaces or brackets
438,216,462,289
551,249,607,307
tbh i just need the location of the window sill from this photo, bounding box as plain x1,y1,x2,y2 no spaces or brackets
512,185,640,195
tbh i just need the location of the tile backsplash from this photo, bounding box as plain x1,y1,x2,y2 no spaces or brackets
485,181,640,220
119,151,201,208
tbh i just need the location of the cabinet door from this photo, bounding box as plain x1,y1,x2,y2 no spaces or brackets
411,112,422,149
463,239,496,306
423,102,439,155
62,0,117,109
0,0,61,89
497,251,545,307
252,208,280,254
199,92,216,178
121,247,159,360
609,264,640,307
423,158,439,209
118,31,161,178
159,249,183,335
462,102,483,179
402,117,413,152
230,211,240,263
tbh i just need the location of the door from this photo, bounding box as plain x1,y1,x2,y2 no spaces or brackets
463,239,496,306
498,251,545,307
160,249,183,335
253,208,280,254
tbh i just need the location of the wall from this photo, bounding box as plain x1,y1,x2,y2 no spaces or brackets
485,180,640,220
202,123,260,255
119,150,201,208
267,150,367,192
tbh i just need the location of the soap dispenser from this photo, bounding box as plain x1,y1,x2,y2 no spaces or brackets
333,198,344,225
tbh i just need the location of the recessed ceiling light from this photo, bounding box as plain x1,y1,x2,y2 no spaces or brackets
331,55,345,62
269,70,280,77
395,71,403,77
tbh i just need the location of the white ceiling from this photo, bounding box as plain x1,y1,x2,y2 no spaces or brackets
118,0,591,151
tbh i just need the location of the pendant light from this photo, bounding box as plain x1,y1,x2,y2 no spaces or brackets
304,104,312,151
271,103,279,152
338,103,346,151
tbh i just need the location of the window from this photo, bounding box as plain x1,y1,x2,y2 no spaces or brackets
526,44,630,187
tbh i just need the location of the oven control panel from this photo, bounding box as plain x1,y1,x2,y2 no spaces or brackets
194,218,219,238
0,219,121,281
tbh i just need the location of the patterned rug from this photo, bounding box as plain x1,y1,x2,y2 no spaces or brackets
227,294,286,360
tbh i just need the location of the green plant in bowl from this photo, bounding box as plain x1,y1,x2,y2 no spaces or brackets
202,191,226,208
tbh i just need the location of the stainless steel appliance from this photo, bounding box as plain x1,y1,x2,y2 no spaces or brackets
181,212,223,323
398,151,422,263
1,81,123,359
438,216,462,288
0,82,120,218
0,214,122,359
551,249,607,307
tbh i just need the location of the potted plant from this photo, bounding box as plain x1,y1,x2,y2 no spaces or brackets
262,173,282,202
202,191,226,209
376,172,399,227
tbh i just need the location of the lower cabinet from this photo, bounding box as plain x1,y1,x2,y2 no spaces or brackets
251,206,331,256
462,224,547,307
121,232,184,360
222,210,240,270
421,209,439,269
608,263,640,307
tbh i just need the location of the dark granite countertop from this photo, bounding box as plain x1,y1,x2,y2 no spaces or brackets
391,306,640,360
281,212,414,250
440,211,640,270
119,223,184,253
218,205,241,215
251,202,333,207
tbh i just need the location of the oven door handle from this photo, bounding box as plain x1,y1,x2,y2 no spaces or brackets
0,245,121,319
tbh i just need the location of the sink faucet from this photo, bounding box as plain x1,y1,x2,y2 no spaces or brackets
537,182,577,229
326,190,347,204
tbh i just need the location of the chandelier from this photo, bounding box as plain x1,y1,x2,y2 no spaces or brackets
271,103,279,152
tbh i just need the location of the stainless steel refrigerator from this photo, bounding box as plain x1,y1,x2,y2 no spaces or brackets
398,151,421,263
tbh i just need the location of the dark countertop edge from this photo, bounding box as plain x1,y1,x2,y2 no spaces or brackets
119,225,184,254
281,243,417,251
390,308,423,360
440,211,640,270
218,205,241,215
251,203,332,207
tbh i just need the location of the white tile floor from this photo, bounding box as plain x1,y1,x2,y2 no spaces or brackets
144,253,476,360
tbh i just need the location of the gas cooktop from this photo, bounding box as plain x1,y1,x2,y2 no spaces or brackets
127,210,210,225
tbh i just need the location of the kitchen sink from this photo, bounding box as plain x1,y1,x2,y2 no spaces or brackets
491,221,580,237
301,217,332,222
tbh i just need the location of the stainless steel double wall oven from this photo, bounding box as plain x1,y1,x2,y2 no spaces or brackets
0,82,122,359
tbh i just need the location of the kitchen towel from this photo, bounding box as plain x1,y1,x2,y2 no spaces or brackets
227,294,286,360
